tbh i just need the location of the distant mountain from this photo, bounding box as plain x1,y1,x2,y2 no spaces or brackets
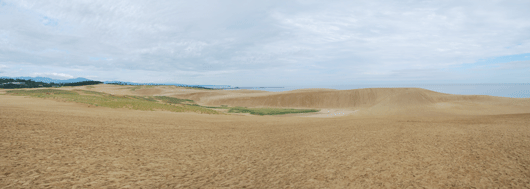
4,77,94,84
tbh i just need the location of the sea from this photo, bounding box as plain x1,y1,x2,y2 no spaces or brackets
233,83,530,98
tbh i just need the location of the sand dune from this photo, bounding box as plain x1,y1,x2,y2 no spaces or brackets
2,85,530,188
185,87,530,115
74,85,530,116
31,85,530,116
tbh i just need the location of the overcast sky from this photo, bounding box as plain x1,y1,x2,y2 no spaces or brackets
0,0,529,86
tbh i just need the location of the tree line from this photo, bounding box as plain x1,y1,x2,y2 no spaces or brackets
0,78,103,89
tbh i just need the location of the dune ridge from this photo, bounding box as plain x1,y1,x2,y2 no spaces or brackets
46,84,530,116
189,88,530,115
2,94,530,188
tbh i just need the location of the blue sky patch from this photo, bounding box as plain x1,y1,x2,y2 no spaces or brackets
460,53,530,70
41,16,58,26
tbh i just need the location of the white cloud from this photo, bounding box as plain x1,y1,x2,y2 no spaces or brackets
31,72,74,79
0,0,529,85
495,61,530,70
0,64,6,73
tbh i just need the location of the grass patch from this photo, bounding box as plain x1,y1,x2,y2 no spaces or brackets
200,105,230,109
5,89,317,116
182,87,216,90
130,86,142,91
85,86,95,89
6,89,218,114
227,107,319,116
130,95,158,102
130,85,155,91
154,96,195,104
77,90,107,96
7,89,77,96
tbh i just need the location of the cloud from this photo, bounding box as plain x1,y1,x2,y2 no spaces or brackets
31,72,74,80
0,0,529,85
0,65,6,73
495,61,530,70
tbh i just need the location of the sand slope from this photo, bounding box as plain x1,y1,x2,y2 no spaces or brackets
189,87,530,115
1,94,530,188
7,85,530,116
54,85,530,117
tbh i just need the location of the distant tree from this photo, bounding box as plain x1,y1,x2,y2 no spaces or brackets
1,78,103,89
62,81,103,86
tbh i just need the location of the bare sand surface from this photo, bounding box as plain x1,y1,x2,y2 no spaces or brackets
1,85,530,188
294,109,358,118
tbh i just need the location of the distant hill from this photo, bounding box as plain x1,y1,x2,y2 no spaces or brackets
1,76,231,89
103,81,230,89
12,77,93,84
1,77,102,88
103,81,188,86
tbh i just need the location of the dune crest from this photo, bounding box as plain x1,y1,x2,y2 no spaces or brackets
196,88,530,115
55,85,530,116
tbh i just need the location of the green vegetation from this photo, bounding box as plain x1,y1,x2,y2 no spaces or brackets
129,85,156,91
108,82,217,90
1,78,54,88
0,78,102,89
79,90,106,95
200,105,231,109
8,89,78,95
183,86,217,90
227,107,319,116
153,96,195,104
62,81,102,86
6,89,217,114
5,89,319,115
129,86,141,91
130,95,158,102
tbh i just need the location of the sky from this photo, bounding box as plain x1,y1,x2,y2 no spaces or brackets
0,0,529,86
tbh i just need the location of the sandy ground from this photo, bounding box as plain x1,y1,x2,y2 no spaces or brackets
1,85,530,188
296,109,358,118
